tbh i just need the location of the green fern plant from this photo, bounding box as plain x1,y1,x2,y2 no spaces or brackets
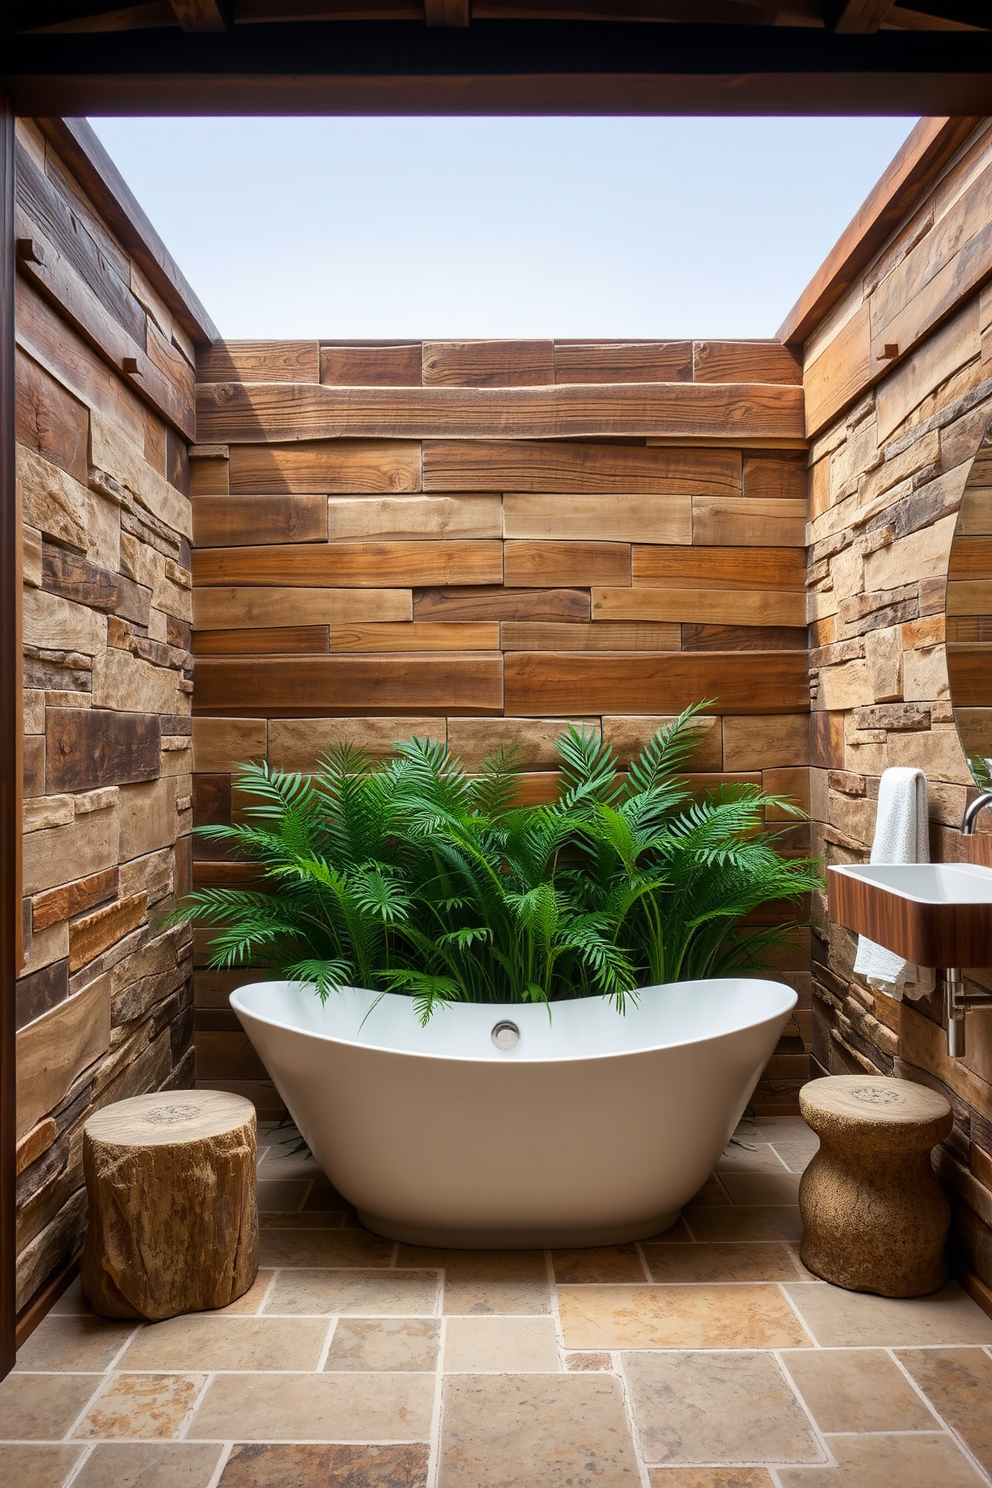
170,704,821,1018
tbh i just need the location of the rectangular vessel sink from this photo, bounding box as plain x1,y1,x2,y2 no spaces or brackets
828,862,992,967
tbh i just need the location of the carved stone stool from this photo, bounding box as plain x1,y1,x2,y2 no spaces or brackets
798,1075,952,1298
81,1089,259,1321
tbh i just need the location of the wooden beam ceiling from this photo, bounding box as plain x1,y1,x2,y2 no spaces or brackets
424,0,470,24
832,0,896,31
169,0,230,29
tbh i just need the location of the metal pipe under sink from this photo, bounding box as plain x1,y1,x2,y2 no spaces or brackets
945,792,992,1058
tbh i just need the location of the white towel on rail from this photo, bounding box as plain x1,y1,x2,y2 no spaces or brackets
852,766,936,1001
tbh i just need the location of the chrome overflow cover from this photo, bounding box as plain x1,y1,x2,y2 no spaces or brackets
491,1021,520,1050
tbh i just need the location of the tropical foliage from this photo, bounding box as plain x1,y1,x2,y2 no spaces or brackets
171,704,821,1020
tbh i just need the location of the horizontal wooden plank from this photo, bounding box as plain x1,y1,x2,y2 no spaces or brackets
446,716,596,771
592,588,806,627
228,440,422,495
742,452,808,503
948,535,992,580
194,654,504,716
423,440,742,496
803,301,872,437
320,342,422,387
553,341,691,384
189,452,229,497
46,709,161,793
327,494,501,541
502,492,690,544
197,339,320,383
266,717,446,772
683,623,808,652
945,643,992,707
504,652,809,716
192,626,330,655
14,207,195,439
412,586,590,622
946,579,992,616
193,587,413,630
197,380,807,444
328,623,499,652
504,541,630,588
692,340,802,385
422,339,554,387
192,541,503,588
500,621,681,651
632,545,806,590
192,495,328,548
692,497,807,546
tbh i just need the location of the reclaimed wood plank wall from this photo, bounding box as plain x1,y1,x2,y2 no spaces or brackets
192,335,813,1113
803,117,992,1301
14,120,196,1314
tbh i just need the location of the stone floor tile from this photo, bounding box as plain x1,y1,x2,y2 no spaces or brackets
0,1444,84,1487
50,1278,89,1315
255,1150,322,1180
438,1372,639,1486
72,1373,206,1439
780,1348,936,1433
717,1172,802,1205
642,1218,694,1243
444,1316,560,1372
776,1432,986,1487
188,1372,434,1441
646,1471,776,1487
558,1284,812,1349
324,1319,440,1372
256,1179,312,1213
261,1212,351,1229
716,1144,790,1173
552,1245,646,1284
684,1206,802,1243
396,1247,550,1316
566,1352,613,1371
897,1346,992,1474
687,1176,732,1207
642,1242,802,1284
70,1442,224,1487
207,1270,274,1316
258,1228,393,1268
770,1140,819,1173
0,1373,99,1439
302,1183,351,1213
622,1350,820,1465
117,1316,327,1372
784,1282,992,1348
14,1315,136,1373
265,1269,439,1317
218,1442,430,1487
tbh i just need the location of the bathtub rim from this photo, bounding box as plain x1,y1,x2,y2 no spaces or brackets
230,976,798,1066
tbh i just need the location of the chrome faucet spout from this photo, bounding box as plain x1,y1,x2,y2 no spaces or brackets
962,792,992,836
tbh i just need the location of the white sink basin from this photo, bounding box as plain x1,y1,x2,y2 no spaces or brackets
828,862,992,966
833,863,992,904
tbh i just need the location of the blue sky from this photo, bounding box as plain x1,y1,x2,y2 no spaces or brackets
90,115,916,341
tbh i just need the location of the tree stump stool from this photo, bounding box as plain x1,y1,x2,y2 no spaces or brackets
798,1075,952,1298
81,1089,259,1321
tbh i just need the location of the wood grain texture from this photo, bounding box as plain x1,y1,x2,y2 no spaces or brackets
228,440,421,495
327,494,501,541
193,587,413,630
692,340,801,384
320,342,422,387
742,452,808,503
194,654,504,716
197,379,806,443
197,340,319,383
592,587,806,627
192,541,503,588
828,864,992,968
423,440,742,496
692,496,807,546
412,586,590,622
683,623,808,652
631,545,806,590
553,340,691,384
422,339,554,386
804,302,873,437
46,710,161,793
500,621,681,651
192,626,330,655
328,622,499,652
504,652,808,716
502,492,691,544
503,541,630,588
945,642,992,706
192,495,328,548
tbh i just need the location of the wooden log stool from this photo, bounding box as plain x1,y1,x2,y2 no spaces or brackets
81,1089,259,1321
798,1075,953,1298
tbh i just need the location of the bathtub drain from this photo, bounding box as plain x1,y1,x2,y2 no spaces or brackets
491,1021,520,1050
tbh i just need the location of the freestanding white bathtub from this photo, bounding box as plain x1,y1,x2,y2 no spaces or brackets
232,977,797,1247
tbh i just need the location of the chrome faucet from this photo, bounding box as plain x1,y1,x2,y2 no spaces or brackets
945,792,992,1058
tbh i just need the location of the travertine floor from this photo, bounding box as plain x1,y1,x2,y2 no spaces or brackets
4,1113,992,1488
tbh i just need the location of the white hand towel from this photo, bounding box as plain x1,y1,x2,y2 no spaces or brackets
852,766,936,1001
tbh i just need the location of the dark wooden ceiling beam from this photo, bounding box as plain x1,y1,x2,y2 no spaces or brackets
169,0,229,28
832,0,895,30
424,0,470,23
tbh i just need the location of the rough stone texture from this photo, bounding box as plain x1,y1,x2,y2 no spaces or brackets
14,117,195,1314
81,1090,258,1321
798,1075,952,1297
